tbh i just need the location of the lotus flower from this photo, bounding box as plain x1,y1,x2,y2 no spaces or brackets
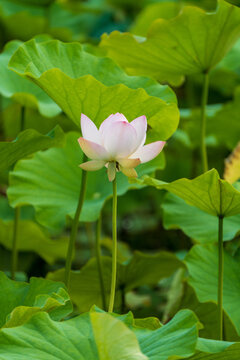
78,113,166,181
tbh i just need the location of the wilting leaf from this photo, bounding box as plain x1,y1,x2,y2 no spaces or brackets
224,142,240,184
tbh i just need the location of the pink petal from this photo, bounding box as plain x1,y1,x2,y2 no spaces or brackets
130,115,147,148
121,167,138,178
99,113,128,136
131,141,166,163
102,121,138,158
118,158,140,168
78,137,109,160
81,114,101,144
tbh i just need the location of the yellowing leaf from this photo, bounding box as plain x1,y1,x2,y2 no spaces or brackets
224,142,240,184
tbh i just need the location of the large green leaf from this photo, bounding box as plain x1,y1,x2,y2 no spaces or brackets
134,310,200,360
100,0,240,84
119,250,183,291
162,193,240,243
0,125,64,171
130,2,181,36
9,38,179,142
207,87,240,149
48,250,183,312
210,38,240,96
0,0,47,41
185,244,240,335
95,306,201,360
179,283,240,341
138,168,240,217
0,308,201,360
0,272,72,328
0,311,147,359
0,219,68,264
188,343,240,359
0,40,60,117
7,132,165,229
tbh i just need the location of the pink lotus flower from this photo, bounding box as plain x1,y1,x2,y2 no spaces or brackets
78,113,166,181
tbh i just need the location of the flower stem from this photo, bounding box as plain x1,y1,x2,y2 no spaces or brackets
108,175,117,312
65,156,88,287
218,214,224,340
11,106,25,280
11,207,21,280
96,214,107,311
200,72,209,173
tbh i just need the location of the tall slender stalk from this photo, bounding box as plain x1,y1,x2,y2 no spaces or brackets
200,72,209,173
65,156,88,287
96,214,106,310
217,214,224,340
108,176,117,313
85,222,95,257
11,207,21,280
11,106,25,280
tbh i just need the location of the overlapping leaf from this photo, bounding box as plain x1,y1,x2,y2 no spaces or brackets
101,0,240,84
0,219,69,264
9,38,179,142
207,87,240,149
179,284,240,341
48,250,183,312
0,125,64,171
162,193,240,243
210,38,240,96
0,0,47,40
137,168,240,217
0,40,61,117
0,308,200,360
130,2,181,36
185,244,240,335
0,272,72,328
0,311,147,359
189,343,240,359
7,132,165,229
134,309,200,360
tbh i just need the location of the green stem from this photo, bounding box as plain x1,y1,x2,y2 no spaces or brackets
11,207,20,280
108,176,117,313
20,107,25,132
11,106,25,280
218,215,224,340
200,72,209,173
85,222,95,257
121,285,125,314
96,214,107,311
65,157,88,287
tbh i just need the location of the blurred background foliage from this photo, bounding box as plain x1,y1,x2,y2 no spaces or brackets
1,0,240,329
